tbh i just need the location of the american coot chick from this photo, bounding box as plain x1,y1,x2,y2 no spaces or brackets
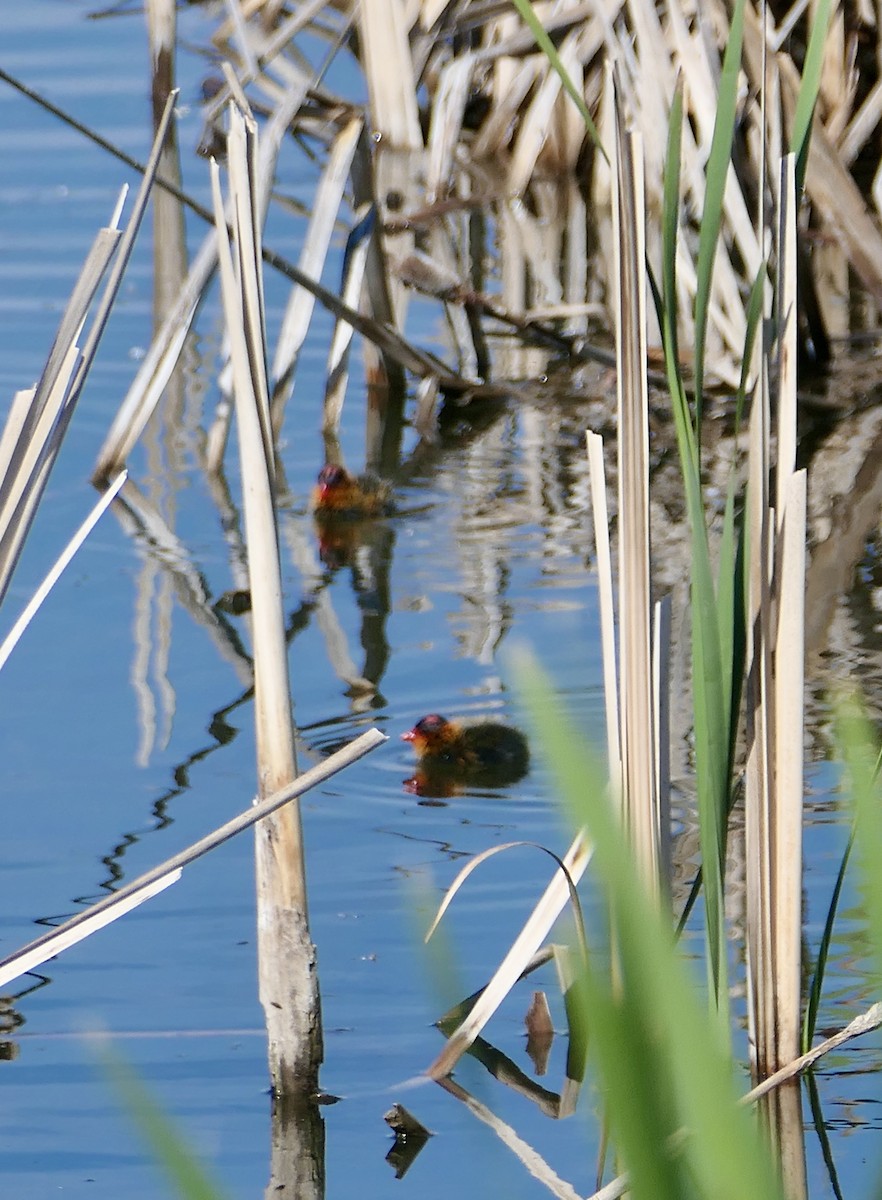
401,714,529,794
311,464,392,519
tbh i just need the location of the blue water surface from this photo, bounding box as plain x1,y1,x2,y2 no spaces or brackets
0,2,880,1198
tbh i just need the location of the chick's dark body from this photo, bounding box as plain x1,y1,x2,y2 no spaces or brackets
401,714,529,794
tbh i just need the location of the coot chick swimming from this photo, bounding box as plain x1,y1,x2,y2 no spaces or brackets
311,464,392,520
401,713,529,795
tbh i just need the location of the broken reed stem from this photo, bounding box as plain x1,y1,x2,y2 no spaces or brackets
0,100,173,613
0,472,127,674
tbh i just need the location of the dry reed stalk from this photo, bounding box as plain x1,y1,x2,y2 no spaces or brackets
423,231,484,380
322,203,373,432
348,130,400,388
745,371,774,1066
839,77,882,168
494,204,532,380
269,114,363,429
592,0,776,380
359,0,422,149
586,432,621,796
470,58,539,160
744,1002,882,1101
744,157,806,1080
357,0,424,337
0,366,82,606
508,29,582,194
211,99,321,1096
0,872,183,992
425,52,476,203
771,168,805,1076
146,0,175,125
421,0,453,29
738,6,882,309
0,729,385,991
220,15,309,112
146,2,186,324
559,59,589,335
211,0,268,44
612,85,661,890
0,171,145,605
94,249,201,480
223,0,261,80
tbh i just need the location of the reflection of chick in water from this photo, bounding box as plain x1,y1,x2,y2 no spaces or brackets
311,464,393,569
401,713,530,798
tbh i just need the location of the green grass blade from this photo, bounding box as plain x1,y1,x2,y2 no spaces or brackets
693,0,746,434
689,560,731,1019
716,478,739,764
804,740,882,1051
653,87,733,1016
802,827,854,1053
661,77,684,400
100,1048,229,1200
581,974,685,1200
835,696,882,985
805,1068,846,1200
790,0,834,195
736,265,767,434
510,0,607,160
652,299,729,1011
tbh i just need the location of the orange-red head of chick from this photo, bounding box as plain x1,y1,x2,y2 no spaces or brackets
401,714,462,760
311,464,391,519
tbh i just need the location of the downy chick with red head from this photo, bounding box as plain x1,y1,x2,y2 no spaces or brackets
311,464,392,520
401,713,529,795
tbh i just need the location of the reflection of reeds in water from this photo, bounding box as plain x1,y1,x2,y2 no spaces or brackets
132,0,190,766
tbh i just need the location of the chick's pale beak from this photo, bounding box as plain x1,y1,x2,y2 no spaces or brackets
401,729,416,742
